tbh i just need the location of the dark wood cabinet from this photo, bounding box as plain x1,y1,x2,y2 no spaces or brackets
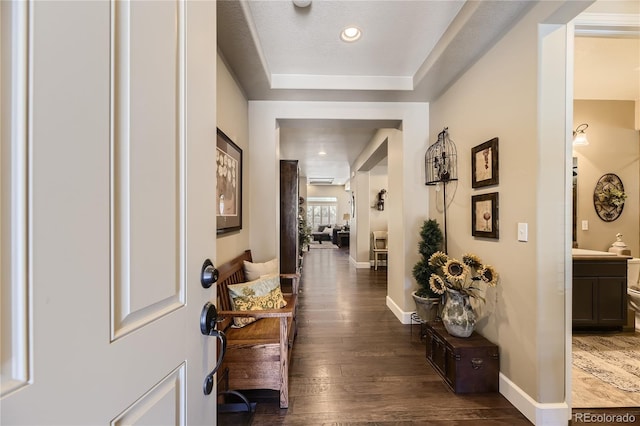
425,322,499,394
280,160,299,291
573,256,628,330
337,231,350,248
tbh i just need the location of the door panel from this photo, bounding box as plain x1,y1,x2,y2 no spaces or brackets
572,277,596,324
0,0,30,397
111,0,185,340
597,278,626,324
112,364,186,426
1,1,217,424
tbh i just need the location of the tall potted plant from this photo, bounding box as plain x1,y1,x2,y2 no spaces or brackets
412,219,444,322
298,213,312,255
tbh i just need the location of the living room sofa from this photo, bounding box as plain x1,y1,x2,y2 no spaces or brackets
311,225,345,245
311,225,336,243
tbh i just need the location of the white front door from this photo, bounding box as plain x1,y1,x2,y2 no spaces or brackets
1,1,218,424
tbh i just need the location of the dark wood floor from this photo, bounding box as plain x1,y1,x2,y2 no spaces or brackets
219,247,532,425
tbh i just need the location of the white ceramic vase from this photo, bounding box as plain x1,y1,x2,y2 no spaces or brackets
441,289,476,338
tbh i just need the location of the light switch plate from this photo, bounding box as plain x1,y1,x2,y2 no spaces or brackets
581,220,589,231
517,223,528,242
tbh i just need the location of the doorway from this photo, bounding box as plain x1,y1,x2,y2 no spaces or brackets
571,11,640,408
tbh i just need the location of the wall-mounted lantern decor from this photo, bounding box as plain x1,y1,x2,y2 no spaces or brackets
375,189,387,211
425,127,458,253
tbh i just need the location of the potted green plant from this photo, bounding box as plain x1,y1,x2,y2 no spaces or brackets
411,219,444,322
298,214,312,255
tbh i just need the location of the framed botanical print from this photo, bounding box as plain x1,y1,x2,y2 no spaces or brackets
216,128,242,235
471,137,499,188
472,192,499,239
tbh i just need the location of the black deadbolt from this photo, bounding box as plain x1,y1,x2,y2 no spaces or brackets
200,259,219,288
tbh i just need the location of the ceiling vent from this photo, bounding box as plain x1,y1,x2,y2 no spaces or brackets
308,177,334,185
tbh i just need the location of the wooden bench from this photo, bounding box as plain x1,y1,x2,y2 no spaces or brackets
215,250,299,409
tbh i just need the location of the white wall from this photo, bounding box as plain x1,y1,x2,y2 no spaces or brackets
216,54,250,263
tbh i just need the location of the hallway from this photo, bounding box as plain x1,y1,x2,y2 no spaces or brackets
238,247,532,425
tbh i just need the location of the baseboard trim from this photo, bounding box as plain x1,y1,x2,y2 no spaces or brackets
499,373,570,425
385,304,571,425
350,257,370,269
386,296,413,324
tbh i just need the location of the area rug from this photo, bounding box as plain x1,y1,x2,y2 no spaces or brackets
308,241,338,249
572,334,640,393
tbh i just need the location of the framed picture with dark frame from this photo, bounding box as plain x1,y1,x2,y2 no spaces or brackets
216,128,242,235
472,192,499,239
471,137,499,188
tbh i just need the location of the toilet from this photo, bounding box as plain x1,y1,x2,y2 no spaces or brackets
628,258,640,331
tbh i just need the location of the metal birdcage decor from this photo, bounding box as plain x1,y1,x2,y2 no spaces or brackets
425,127,458,185
425,127,458,254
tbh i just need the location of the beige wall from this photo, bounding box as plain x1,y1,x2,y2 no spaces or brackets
349,127,417,315
369,165,389,234
351,131,388,266
574,100,640,256
352,170,371,265
306,184,350,227
429,2,586,420
249,103,428,319
216,54,250,263
430,22,539,402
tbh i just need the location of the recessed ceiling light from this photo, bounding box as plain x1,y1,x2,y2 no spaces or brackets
318,150,327,156
340,26,361,43
292,0,311,7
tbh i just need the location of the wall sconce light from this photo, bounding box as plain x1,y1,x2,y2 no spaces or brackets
573,123,589,146
376,189,387,211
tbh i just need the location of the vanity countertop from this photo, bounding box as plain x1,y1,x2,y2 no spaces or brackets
572,248,631,260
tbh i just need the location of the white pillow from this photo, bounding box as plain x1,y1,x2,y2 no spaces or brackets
243,258,279,281
323,226,333,234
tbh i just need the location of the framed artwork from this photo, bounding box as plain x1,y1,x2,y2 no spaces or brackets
216,128,242,235
471,192,499,239
471,137,499,188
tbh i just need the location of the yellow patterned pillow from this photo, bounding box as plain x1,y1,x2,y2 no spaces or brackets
227,274,287,328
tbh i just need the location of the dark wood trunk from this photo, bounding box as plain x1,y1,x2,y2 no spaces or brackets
425,321,499,394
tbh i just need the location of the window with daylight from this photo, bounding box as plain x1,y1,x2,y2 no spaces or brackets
306,197,337,230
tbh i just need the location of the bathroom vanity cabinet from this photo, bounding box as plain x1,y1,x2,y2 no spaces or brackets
572,255,629,330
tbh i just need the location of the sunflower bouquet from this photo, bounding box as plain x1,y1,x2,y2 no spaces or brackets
428,251,498,302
